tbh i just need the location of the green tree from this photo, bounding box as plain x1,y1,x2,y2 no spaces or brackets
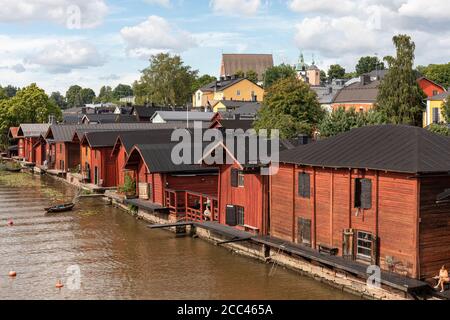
113,84,133,100
0,84,61,144
134,53,198,106
66,85,83,108
263,64,297,88
328,64,346,80
234,70,245,78
192,74,217,93
318,107,389,138
417,63,450,89
254,77,324,138
97,86,114,103
0,86,7,100
441,96,450,123
246,70,258,83
80,88,96,105
49,92,67,110
355,56,385,76
4,85,18,98
320,70,327,83
376,34,426,126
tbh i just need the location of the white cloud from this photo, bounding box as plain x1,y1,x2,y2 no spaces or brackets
290,0,450,72
210,0,262,16
120,15,196,59
288,0,357,15
399,0,450,20
26,40,105,73
143,0,172,8
0,0,108,28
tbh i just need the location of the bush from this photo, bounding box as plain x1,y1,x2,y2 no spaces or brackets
428,124,450,136
119,174,136,194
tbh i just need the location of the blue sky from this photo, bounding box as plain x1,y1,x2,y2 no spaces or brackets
0,0,449,94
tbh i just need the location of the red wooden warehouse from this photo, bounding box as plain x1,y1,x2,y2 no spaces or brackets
271,125,450,281
17,124,51,163
125,143,218,221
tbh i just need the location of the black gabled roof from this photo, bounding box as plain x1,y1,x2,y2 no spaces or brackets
280,125,450,174
127,143,217,174
112,129,179,155
215,120,254,131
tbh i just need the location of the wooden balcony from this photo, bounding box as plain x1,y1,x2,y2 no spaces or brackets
164,189,219,222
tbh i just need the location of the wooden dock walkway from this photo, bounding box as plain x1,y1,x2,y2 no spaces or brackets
254,236,429,294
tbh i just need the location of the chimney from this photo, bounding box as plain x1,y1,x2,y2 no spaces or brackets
48,115,56,125
360,74,371,86
297,134,309,145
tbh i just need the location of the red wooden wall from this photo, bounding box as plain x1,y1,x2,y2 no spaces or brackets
218,163,268,234
270,163,420,278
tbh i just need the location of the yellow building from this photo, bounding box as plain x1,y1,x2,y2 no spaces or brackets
423,92,449,127
193,76,264,108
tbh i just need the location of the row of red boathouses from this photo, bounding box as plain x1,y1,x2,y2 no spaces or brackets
6,122,450,288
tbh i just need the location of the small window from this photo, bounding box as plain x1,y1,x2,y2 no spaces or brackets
433,108,440,124
237,90,241,96
85,147,88,157
197,92,201,100
231,168,238,187
236,206,245,226
433,90,439,96
356,231,373,260
355,178,372,209
298,173,310,198
59,144,63,153
238,171,245,187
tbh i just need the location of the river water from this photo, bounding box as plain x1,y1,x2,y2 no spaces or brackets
0,172,357,300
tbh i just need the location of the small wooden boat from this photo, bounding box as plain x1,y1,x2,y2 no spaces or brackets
45,203,75,214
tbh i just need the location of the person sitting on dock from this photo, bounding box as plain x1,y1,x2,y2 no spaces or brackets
434,265,449,293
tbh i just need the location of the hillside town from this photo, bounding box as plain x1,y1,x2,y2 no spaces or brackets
2,29,450,302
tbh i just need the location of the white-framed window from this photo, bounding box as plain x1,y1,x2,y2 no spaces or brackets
356,231,373,260
238,171,245,187
237,90,241,96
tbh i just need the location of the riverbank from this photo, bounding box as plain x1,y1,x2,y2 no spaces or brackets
3,161,435,300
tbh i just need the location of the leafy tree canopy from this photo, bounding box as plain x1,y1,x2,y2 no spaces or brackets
80,88,96,105
417,63,450,89
254,76,324,138
66,85,83,108
263,64,297,88
97,86,114,103
50,92,67,110
192,74,217,93
113,84,133,100
328,64,346,80
318,107,389,138
355,56,385,76
376,34,426,126
134,53,198,106
441,96,450,123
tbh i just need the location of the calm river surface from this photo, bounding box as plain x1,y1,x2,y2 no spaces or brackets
0,172,357,300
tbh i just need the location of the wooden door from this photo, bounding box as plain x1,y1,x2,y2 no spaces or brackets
297,218,312,247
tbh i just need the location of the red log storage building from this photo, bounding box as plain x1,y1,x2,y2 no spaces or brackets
32,135,47,167
199,134,297,235
111,129,178,187
125,144,218,220
271,125,450,281
7,127,20,158
44,125,86,172
17,124,51,162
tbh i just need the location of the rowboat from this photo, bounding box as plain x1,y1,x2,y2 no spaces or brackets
45,203,75,214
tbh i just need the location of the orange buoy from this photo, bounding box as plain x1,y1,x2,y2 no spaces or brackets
9,271,16,277
55,280,64,289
